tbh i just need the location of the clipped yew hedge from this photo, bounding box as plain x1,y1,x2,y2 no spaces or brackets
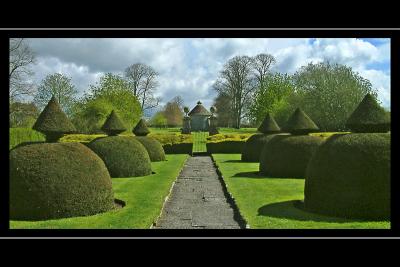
304,133,390,220
88,136,152,177
134,136,166,161
206,140,245,154
10,142,115,220
259,135,325,178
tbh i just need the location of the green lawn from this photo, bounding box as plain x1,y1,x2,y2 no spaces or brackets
192,131,208,152
213,154,390,229
10,154,188,229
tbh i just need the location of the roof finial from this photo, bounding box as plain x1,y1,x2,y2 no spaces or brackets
197,101,202,105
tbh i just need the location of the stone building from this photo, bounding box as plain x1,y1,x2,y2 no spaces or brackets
188,101,211,131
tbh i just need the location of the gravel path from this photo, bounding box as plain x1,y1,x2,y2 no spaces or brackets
154,155,243,229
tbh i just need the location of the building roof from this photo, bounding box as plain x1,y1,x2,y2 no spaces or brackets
188,101,212,116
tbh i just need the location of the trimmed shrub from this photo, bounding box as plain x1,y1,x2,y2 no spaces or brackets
10,128,45,150
258,113,281,134
101,110,127,136
10,142,115,220
134,136,166,161
304,133,390,220
32,96,76,142
149,133,193,145
133,118,150,136
241,133,288,162
284,108,319,135
346,93,390,133
206,140,245,154
88,136,152,177
206,133,252,142
259,135,324,178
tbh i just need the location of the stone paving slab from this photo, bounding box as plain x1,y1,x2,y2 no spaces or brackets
154,156,243,229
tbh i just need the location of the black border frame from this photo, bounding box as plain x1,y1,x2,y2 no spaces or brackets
1,28,398,238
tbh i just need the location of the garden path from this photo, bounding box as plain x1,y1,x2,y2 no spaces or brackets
154,155,243,229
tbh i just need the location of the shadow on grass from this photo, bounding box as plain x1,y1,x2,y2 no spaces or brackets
232,171,298,179
223,160,244,163
257,200,367,223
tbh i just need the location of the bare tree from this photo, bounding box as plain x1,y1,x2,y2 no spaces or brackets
125,63,161,111
34,73,78,115
9,38,36,104
213,55,256,128
252,53,276,88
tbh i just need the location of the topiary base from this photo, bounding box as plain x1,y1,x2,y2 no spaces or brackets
88,136,152,178
304,133,390,220
134,136,166,162
10,142,115,221
259,135,324,178
241,133,287,162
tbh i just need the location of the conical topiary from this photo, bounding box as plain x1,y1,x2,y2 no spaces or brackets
285,108,319,135
346,93,390,133
101,110,126,136
257,113,281,134
32,96,76,142
133,118,150,136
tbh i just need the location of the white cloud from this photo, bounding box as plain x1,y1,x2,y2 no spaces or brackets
27,38,390,111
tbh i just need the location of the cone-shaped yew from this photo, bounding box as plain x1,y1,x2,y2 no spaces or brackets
257,113,281,134
101,110,126,136
346,93,390,133
32,96,76,142
285,108,319,135
133,119,150,136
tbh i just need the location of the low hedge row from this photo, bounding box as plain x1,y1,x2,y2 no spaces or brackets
163,143,193,154
206,133,252,142
149,133,193,145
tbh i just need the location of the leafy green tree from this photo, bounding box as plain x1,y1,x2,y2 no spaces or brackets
150,111,167,128
248,73,294,126
71,73,142,133
291,62,377,131
34,73,78,115
163,98,184,127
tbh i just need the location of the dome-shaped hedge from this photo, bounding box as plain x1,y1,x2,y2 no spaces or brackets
88,136,152,177
242,134,283,162
10,142,115,221
259,135,324,178
134,136,166,162
304,133,390,220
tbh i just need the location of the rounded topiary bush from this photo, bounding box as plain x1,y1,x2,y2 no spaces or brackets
134,136,166,162
304,133,390,220
259,135,324,178
242,134,281,162
88,136,152,177
10,142,115,221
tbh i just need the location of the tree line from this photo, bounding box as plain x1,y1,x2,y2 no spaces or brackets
212,53,386,131
9,38,186,132
10,38,389,132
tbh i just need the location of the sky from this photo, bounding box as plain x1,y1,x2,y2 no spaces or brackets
26,38,391,114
